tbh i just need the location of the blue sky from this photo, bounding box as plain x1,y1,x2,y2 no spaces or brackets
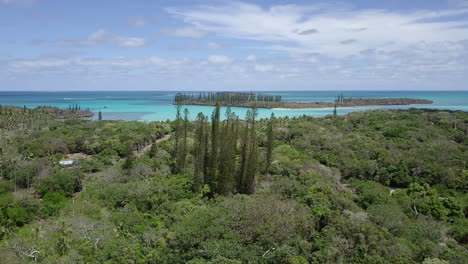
1,0,468,91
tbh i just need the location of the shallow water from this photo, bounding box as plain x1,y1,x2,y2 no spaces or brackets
0,91,467,121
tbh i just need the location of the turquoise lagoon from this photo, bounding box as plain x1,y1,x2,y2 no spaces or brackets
0,91,467,121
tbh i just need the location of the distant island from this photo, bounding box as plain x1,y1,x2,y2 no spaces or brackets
174,92,433,109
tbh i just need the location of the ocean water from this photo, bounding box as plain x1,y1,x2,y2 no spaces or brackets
0,91,467,121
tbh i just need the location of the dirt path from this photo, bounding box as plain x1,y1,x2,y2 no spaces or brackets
135,134,171,157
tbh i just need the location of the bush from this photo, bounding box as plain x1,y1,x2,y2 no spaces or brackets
6,206,30,226
98,148,119,166
81,158,103,173
367,204,408,233
352,180,390,209
0,180,14,194
422,258,449,264
449,218,468,244
43,192,67,216
36,170,83,197
383,124,409,139
288,256,310,264
0,193,14,225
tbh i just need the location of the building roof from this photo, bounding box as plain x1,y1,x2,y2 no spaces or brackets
59,160,75,166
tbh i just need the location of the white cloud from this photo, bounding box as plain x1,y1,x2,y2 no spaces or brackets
129,16,149,27
115,37,146,48
207,55,234,64
208,42,223,50
5,0,468,90
246,54,257,61
168,2,468,57
297,28,318,35
55,29,146,48
162,27,207,38
87,29,107,43
254,64,274,72
6,56,192,76
9,58,70,68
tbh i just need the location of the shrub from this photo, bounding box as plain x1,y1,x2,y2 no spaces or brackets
0,180,14,194
383,124,409,139
36,170,83,197
449,218,468,244
6,206,30,226
43,191,67,216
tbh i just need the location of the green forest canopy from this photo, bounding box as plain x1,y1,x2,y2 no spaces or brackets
0,106,467,263
174,92,283,105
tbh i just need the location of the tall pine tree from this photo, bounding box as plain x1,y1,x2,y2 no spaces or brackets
207,103,221,193
218,107,238,194
174,103,183,173
244,106,258,194
265,113,275,175
237,110,250,193
180,108,189,172
194,112,207,192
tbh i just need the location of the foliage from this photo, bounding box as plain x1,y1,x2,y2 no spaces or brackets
174,91,282,105
0,108,467,263
35,170,83,197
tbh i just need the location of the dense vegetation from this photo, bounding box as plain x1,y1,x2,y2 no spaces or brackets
0,106,466,263
173,92,433,109
172,103,264,195
0,106,93,131
174,92,283,106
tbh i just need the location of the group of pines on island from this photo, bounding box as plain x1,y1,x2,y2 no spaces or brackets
333,93,350,117
171,102,275,196
174,91,283,105
67,104,80,111
67,104,93,111
335,93,351,103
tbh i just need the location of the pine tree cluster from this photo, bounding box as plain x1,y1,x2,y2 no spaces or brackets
174,92,282,105
173,103,276,196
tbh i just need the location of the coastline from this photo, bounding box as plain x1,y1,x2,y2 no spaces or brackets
3,91,467,122
176,98,434,110
270,103,434,111
1,105,94,119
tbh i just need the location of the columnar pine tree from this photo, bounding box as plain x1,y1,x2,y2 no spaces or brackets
218,107,231,194
174,92,282,105
181,108,189,172
237,110,251,193
187,104,259,196
218,107,238,194
207,103,221,193
193,112,207,192
203,119,210,185
244,106,258,194
174,103,183,173
265,113,275,175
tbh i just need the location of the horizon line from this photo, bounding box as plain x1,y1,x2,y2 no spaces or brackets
1,89,468,92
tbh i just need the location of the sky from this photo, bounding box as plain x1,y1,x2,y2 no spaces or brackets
1,0,468,91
